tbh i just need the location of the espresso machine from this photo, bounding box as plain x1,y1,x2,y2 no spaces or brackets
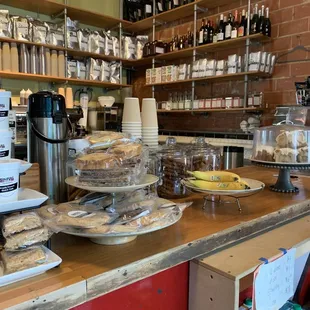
27,91,70,204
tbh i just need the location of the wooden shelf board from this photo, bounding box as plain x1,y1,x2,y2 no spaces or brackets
0,0,132,30
0,72,131,88
66,78,131,88
0,0,62,16
157,108,264,113
147,72,270,86
125,0,232,33
0,71,66,83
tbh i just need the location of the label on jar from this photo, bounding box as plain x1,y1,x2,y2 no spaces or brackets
174,0,179,5
158,2,163,11
225,24,232,38
199,30,204,44
156,47,164,54
238,26,244,37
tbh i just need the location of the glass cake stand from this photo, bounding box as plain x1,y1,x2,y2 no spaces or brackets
251,159,310,193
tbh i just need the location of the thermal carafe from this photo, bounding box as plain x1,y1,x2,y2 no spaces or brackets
27,91,69,204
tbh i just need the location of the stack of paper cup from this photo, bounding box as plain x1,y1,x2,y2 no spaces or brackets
142,98,158,148
0,91,13,160
122,97,142,139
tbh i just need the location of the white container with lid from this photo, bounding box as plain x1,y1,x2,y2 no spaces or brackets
0,130,12,159
0,91,11,130
0,160,20,202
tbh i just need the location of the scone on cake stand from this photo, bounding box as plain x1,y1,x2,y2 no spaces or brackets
251,124,310,193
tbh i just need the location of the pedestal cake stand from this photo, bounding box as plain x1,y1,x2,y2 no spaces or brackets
251,160,310,193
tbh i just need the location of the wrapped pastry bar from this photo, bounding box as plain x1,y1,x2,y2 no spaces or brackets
2,213,42,237
1,246,46,274
5,227,50,251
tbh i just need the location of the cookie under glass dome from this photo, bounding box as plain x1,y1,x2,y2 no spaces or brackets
251,124,310,164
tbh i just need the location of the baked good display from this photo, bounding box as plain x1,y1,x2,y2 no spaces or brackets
87,131,124,145
252,125,310,164
1,247,46,274
2,213,42,237
75,139,148,187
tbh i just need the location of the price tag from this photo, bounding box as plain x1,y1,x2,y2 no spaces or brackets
253,248,296,310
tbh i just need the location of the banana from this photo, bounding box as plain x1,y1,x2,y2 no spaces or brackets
189,180,250,191
188,171,241,183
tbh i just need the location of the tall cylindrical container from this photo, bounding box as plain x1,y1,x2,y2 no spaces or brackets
27,91,69,204
10,43,19,72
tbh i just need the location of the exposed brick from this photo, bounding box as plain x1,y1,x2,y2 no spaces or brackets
270,7,293,25
273,64,291,78
279,18,308,37
278,49,309,63
294,3,310,19
275,77,300,91
267,36,292,52
291,31,310,47
291,61,310,76
264,0,280,11
280,0,304,9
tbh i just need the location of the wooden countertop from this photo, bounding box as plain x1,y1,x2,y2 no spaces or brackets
1,167,310,310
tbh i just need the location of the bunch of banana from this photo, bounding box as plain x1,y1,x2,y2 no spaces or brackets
187,171,250,191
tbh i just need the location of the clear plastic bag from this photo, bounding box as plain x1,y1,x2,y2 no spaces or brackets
2,212,42,238
5,227,51,251
1,246,47,274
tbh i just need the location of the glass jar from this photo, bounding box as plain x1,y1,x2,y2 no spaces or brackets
157,137,190,199
188,137,222,171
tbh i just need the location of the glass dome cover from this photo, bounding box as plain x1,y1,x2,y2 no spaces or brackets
251,123,310,164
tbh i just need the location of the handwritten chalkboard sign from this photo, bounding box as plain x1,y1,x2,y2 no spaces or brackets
253,248,296,310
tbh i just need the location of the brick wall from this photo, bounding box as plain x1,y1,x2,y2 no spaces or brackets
132,0,310,132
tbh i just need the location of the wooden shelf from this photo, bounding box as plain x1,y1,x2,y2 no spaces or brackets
0,71,131,88
157,107,264,113
126,0,231,33
147,72,270,86
135,34,270,66
0,0,132,30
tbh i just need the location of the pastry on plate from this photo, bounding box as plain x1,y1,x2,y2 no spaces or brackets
253,145,274,162
76,153,120,170
297,146,309,163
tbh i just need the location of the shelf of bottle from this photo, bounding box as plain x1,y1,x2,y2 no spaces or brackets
135,34,271,66
157,107,264,113
146,71,270,86
0,71,131,88
126,0,231,33
0,0,132,30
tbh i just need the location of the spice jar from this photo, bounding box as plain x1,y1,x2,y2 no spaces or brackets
157,137,189,199
188,137,221,171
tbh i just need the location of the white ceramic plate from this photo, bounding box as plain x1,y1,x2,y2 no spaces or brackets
0,159,32,173
62,212,182,245
65,174,159,193
0,188,48,213
0,246,62,287
182,178,265,197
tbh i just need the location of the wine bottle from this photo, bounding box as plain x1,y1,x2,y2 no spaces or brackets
172,0,180,8
257,5,265,33
156,0,165,14
199,19,205,45
217,14,225,41
203,20,210,44
238,9,246,37
208,21,214,43
225,13,232,40
188,31,193,47
144,0,153,18
251,3,259,34
263,7,271,37
231,10,239,39
213,18,219,43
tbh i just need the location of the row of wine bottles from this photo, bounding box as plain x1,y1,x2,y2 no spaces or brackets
124,0,194,22
198,4,271,46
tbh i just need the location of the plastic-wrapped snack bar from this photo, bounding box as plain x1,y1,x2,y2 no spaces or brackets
75,153,121,170
109,143,142,159
2,212,42,238
87,131,124,146
5,228,50,251
1,246,47,274
54,211,118,229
